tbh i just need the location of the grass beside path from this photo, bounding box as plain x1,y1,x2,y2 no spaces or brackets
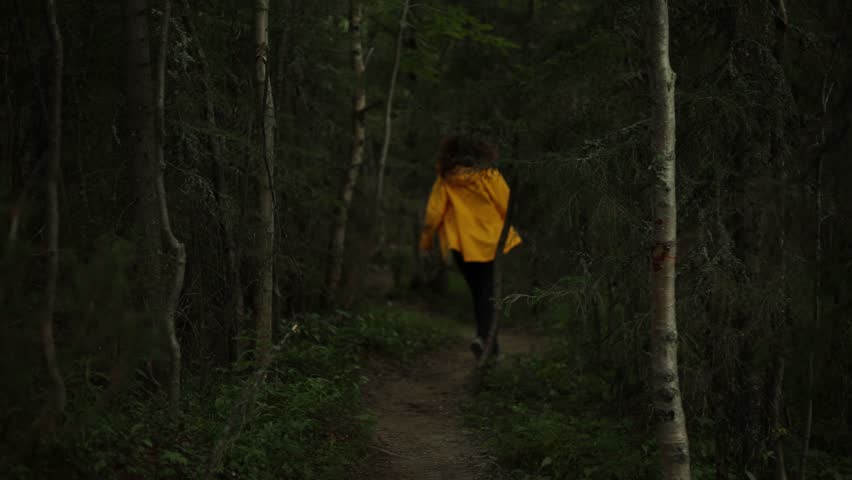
6,306,456,480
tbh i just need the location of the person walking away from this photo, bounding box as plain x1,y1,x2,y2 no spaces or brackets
419,131,521,361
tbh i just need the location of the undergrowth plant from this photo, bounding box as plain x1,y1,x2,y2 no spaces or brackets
3,307,454,479
467,302,852,480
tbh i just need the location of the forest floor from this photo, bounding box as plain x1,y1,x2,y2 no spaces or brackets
357,321,544,480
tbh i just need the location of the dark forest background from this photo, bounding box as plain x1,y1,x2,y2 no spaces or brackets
1,0,850,478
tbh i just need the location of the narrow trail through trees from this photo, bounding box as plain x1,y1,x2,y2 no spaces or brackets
359,325,543,480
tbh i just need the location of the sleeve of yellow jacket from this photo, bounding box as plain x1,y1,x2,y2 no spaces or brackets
419,177,447,251
483,170,510,218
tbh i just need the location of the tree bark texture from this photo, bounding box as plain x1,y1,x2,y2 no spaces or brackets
325,0,366,304
254,0,276,362
122,0,162,308
374,0,409,242
154,0,185,415
41,0,67,429
647,1,691,479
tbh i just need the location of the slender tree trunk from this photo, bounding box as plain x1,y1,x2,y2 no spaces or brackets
769,9,790,475
374,0,408,244
122,0,161,313
325,0,366,304
647,1,691,479
40,0,66,431
771,0,788,61
181,0,246,361
801,76,832,480
154,0,184,415
274,12,293,138
801,151,822,480
254,0,276,362
770,358,788,480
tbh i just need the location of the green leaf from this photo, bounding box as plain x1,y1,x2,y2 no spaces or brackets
162,450,189,466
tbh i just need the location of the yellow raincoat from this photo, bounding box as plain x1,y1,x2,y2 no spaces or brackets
419,168,521,262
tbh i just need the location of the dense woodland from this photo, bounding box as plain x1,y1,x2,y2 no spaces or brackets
1,0,851,479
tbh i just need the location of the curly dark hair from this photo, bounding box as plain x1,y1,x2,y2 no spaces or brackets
436,130,499,176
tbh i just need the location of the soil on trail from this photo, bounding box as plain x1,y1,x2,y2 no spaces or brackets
358,327,543,480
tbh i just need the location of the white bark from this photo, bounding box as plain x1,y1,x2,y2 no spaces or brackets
154,0,184,415
254,0,276,361
325,0,366,304
648,1,691,479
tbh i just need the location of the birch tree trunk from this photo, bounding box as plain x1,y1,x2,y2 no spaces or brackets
325,0,366,304
182,0,246,361
41,0,66,430
122,0,161,310
154,0,185,415
647,1,691,478
374,0,408,243
254,0,276,362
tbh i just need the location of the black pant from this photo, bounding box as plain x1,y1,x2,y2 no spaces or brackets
452,250,499,355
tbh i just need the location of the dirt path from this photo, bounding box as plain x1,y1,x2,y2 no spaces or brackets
357,327,543,480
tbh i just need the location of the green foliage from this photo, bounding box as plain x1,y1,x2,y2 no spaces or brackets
346,306,456,360
806,449,852,480
1,308,454,479
423,5,519,51
3,0,852,476
468,351,657,480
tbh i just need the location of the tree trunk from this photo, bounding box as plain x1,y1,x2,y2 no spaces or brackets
374,0,409,244
122,0,161,313
647,1,691,479
274,11,294,139
40,0,66,431
801,137,823,480
769,5,790,475
254,0,276,362
771,0,788,61
154,0,184,415
181,0,246,361
770,358,788,480
325,0,366,304
801,72,833,480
